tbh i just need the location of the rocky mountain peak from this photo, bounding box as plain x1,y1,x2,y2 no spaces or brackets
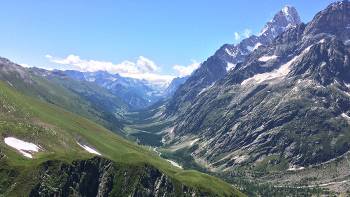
216,5,301,67
259,5,301,40
165,6,302,116
304,0,350,40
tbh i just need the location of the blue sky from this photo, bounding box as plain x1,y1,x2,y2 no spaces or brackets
0,0,337,83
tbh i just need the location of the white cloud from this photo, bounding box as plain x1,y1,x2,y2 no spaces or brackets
243,29,252,38
121,72,174,85
234,28,252,41
234,32,241,41
137,56,159,72
46,54,174,85
172,60,200,77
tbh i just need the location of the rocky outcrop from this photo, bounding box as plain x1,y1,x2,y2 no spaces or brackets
0,57,32,85
304,0,350,41
29,157,211,197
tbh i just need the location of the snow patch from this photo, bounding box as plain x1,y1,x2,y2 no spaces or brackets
225,48,236,57
166,159,183,169
282,6,291,16
345,40,350,45
226,63,236,71
287,165,305,171
151,147,182,169
190,138,199,146
341,113,350,123
281,6,296,24
77,141,101,156
345,83,350,89
4,137,40,158
259,26,268,36
6,81,13,87
198,82,215,95
253,43,262,50
258,55,278,62
233,155,248,163
241,59,289,85
247,43,263,52
242,45,312,85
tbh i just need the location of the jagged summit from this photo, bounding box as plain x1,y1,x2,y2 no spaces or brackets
259,5,301,39
216,5,301,67
165,5,302,116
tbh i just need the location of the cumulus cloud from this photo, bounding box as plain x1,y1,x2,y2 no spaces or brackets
234,32,241,41
172,60,200,77
234,28,252,41
137,56,159,72
242,29,252,38
46,54,174,84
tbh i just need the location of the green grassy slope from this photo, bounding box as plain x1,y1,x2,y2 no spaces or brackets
0,81,244,196
0,62,128,135
46,75,129,132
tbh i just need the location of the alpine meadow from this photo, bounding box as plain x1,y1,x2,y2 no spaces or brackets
0,0,350,196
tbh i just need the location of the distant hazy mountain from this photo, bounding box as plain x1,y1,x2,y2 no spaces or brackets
0,58,130,134
162,76,188,97
35,69,168,109
165,6,301,116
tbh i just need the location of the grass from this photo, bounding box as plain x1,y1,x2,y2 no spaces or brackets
160,145,208,172
0,81,245,196
122,106,174,146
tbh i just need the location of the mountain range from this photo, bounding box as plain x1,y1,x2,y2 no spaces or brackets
32,68,172,110
165,5,301,117
156,1,350,194
1,1,350,196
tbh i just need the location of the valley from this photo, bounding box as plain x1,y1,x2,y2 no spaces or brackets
119,1,350,196
1,0,350,196
0,79,243,196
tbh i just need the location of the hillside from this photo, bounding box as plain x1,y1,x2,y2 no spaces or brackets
0,59,130,135
0,80,244,196
157,0,350,193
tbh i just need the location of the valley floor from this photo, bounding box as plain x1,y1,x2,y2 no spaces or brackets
123,107,350,196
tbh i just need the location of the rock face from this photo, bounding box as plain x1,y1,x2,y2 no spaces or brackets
162,76,188,97
215,6,301,65
165,6,301,116
165,1,350,171
29,157,208,197
304,1,350,41
0,57,32,84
